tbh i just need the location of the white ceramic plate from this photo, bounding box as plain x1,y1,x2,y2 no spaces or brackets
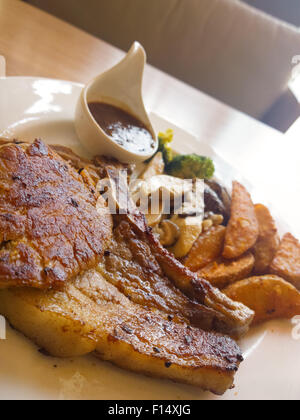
0,77,299,401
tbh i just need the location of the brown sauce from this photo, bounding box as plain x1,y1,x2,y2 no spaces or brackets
88,102,155,154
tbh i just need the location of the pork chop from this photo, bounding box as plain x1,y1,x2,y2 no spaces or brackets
0,141,246,394
0,268,243,395
51,145,254,337
0,140,112,289
99,212,254,338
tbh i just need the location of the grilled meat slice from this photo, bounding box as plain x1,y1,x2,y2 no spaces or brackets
66,160,254,338
99,217,218,329
99,212,254,338
50,144,102,185
0,143,245,394
36,148,252,336
0,140,112,289
0,283,100,357
84,272,243,395
145,222,255,338
51,145,132,183
0,268,243,395
0,137,17,146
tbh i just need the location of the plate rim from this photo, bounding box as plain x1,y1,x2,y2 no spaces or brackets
0,75,298,401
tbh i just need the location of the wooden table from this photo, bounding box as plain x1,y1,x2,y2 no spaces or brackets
0,0,299,237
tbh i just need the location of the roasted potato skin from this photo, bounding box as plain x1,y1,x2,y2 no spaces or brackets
184,225,226,272
224,275,300,325
253,237,279,275
198,252,255,289
223,182,259,259
169,216,203,258
270,233,300,290
253,204,280,274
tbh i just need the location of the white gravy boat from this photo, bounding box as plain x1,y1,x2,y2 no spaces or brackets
75,42,157,163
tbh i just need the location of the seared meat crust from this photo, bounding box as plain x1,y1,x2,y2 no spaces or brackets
51,144,131,182
0,268,243,394
0,142,245,394
99,218,216,328
99,212,254,337
0,140,112,289
50,152,253,337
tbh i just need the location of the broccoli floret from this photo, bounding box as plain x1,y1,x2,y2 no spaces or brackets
156,130,215,179
166,154,215,179
158,129,174,165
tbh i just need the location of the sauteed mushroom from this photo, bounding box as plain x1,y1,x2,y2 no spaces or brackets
155,220,180,247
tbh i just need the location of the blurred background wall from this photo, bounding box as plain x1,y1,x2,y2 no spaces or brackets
243,0,300,26
25,0,300,30
24,0,300,130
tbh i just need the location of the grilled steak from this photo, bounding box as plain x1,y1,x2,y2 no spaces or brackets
47,147,253,337
0,140,112,289
0,141,250,394
99,212,254,338
0,268,243,395
51,146,253,337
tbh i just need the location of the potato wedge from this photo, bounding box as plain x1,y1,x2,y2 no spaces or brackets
253,237,279,275
270,233,300,290
223,182,259,259
198,252,255,289
169,215,203,258
253,204,280,274
254,204,278,237
224,275,300,325
184,225,226,272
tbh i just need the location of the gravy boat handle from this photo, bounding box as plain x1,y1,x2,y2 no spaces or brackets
87,42,148,123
